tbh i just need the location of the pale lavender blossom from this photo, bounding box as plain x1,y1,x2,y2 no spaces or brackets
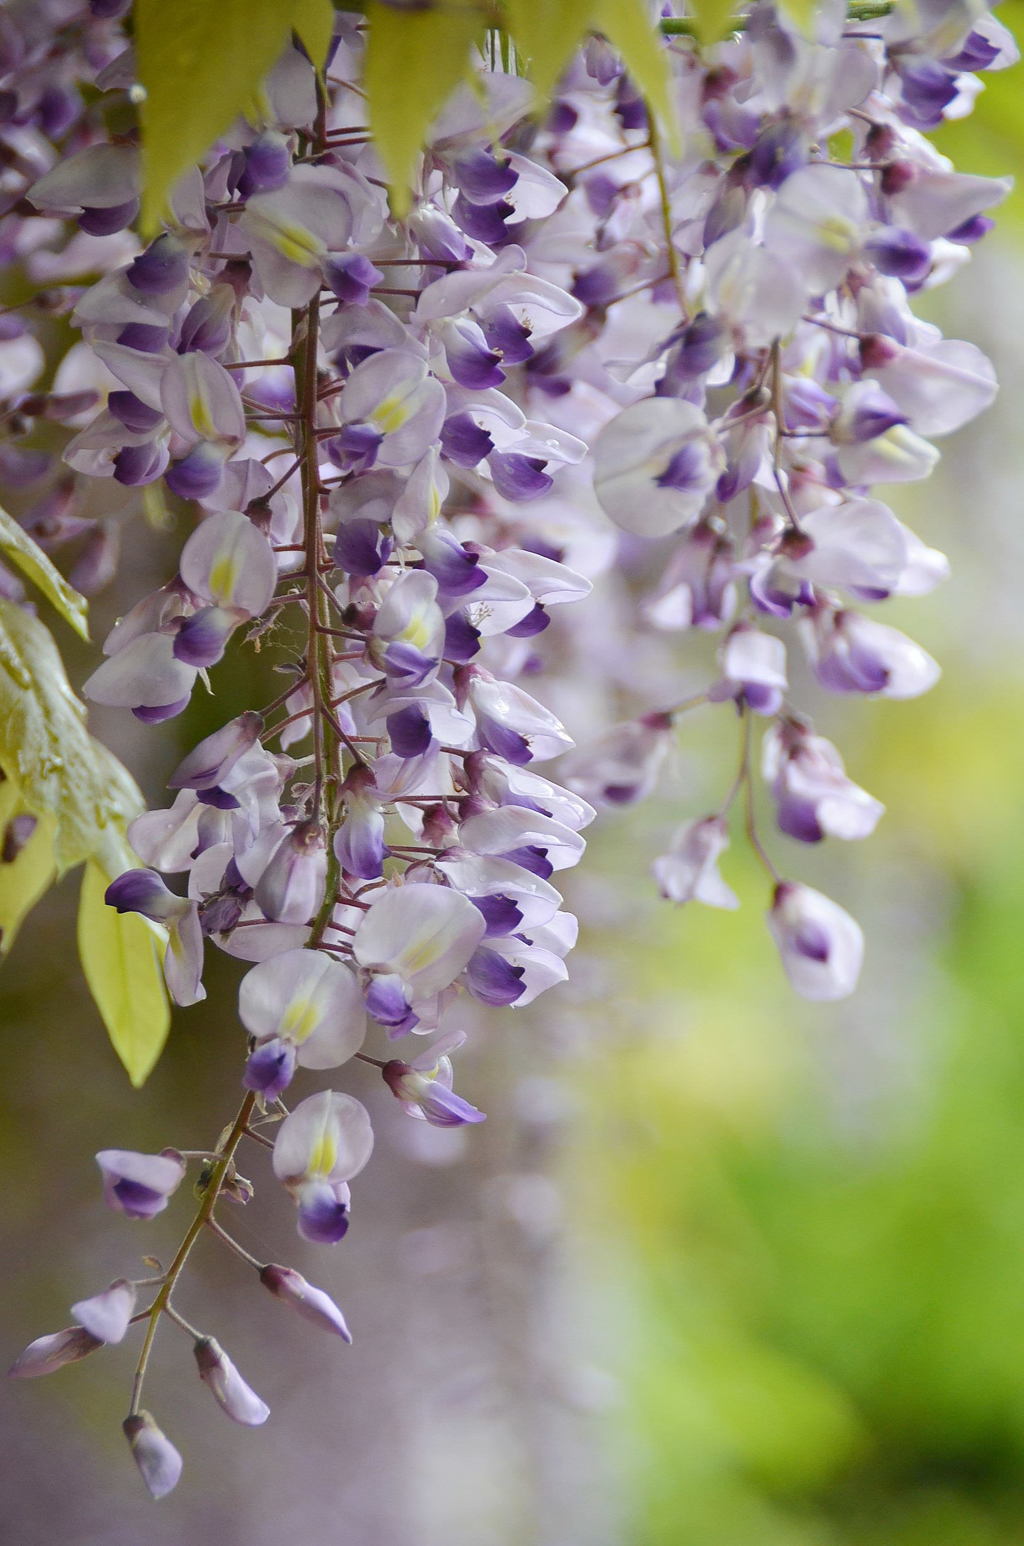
767,882,864,1001
353,884,486,1001
238,948,365,1098
763,721,884,843
801,609,941,698
333,350,446,471
382,1029,486,1127
272,1091,374,1244
104,870,206,1006
593,398,722,537
95,1148,186,1220
168,713,264,791
709,626,788,715
254,821,327,924
560,713,673,807
652,817,738,909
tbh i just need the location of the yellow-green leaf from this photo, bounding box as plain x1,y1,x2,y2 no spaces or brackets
777,0,818,35
290,0,336,70
364,1,487,216
688,0,742,44
78,859,170,1087
0,601,143,873
593,0,677,147
135,0,298,230
0,501,89,640
502,0,597,97
0,774,56,957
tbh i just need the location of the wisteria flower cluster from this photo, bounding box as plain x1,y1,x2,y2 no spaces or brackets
4,0,1013,1498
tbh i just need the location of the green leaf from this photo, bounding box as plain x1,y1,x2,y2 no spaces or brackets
0,601,143,873
502,0,598,97
364,1,487,216
0,502,89,640
593,0,677,146
135,0,298,230
0,774,56,957
78,859,170,1087
290,0,336,70
0,603,169,1080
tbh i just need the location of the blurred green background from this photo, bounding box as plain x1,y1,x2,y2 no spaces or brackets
568,26,1024,1544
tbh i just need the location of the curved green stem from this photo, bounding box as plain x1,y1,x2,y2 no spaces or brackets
128,1090,257,1415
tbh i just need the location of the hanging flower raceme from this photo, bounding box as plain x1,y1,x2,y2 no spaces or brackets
6,0,1013,1499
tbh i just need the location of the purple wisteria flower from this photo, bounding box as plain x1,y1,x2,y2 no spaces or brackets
382,1030,486,1127
238,948,365,1099
6,0,1013,1494
767,882,864,1001
95,1149,186,1220
653,817,738,909
272,1091,374,1243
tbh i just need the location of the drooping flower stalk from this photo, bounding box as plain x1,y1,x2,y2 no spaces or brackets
4,0,1015,1497
126,1090,257,1419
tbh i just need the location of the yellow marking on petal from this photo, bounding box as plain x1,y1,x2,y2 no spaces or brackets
273,223,324,266
249,210,325,269
308,1129,337,1179
401,932,444,975
208,551,238,605
281,996,320,1045
399,606,433,652
189,391,216,440
373,393,412,435
815,215,857,254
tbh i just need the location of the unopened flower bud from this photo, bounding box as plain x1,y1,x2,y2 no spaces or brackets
193,1337,269,1426
123,1411,183,1499
259,1264,352,1342
71,1279,137,1344
9,1325,102,1379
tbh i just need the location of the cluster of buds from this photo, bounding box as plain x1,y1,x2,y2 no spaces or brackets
2,0,1012,1496
10,1141,351,1497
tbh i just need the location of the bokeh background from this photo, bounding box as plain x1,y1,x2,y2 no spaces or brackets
3,30,1024,1546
